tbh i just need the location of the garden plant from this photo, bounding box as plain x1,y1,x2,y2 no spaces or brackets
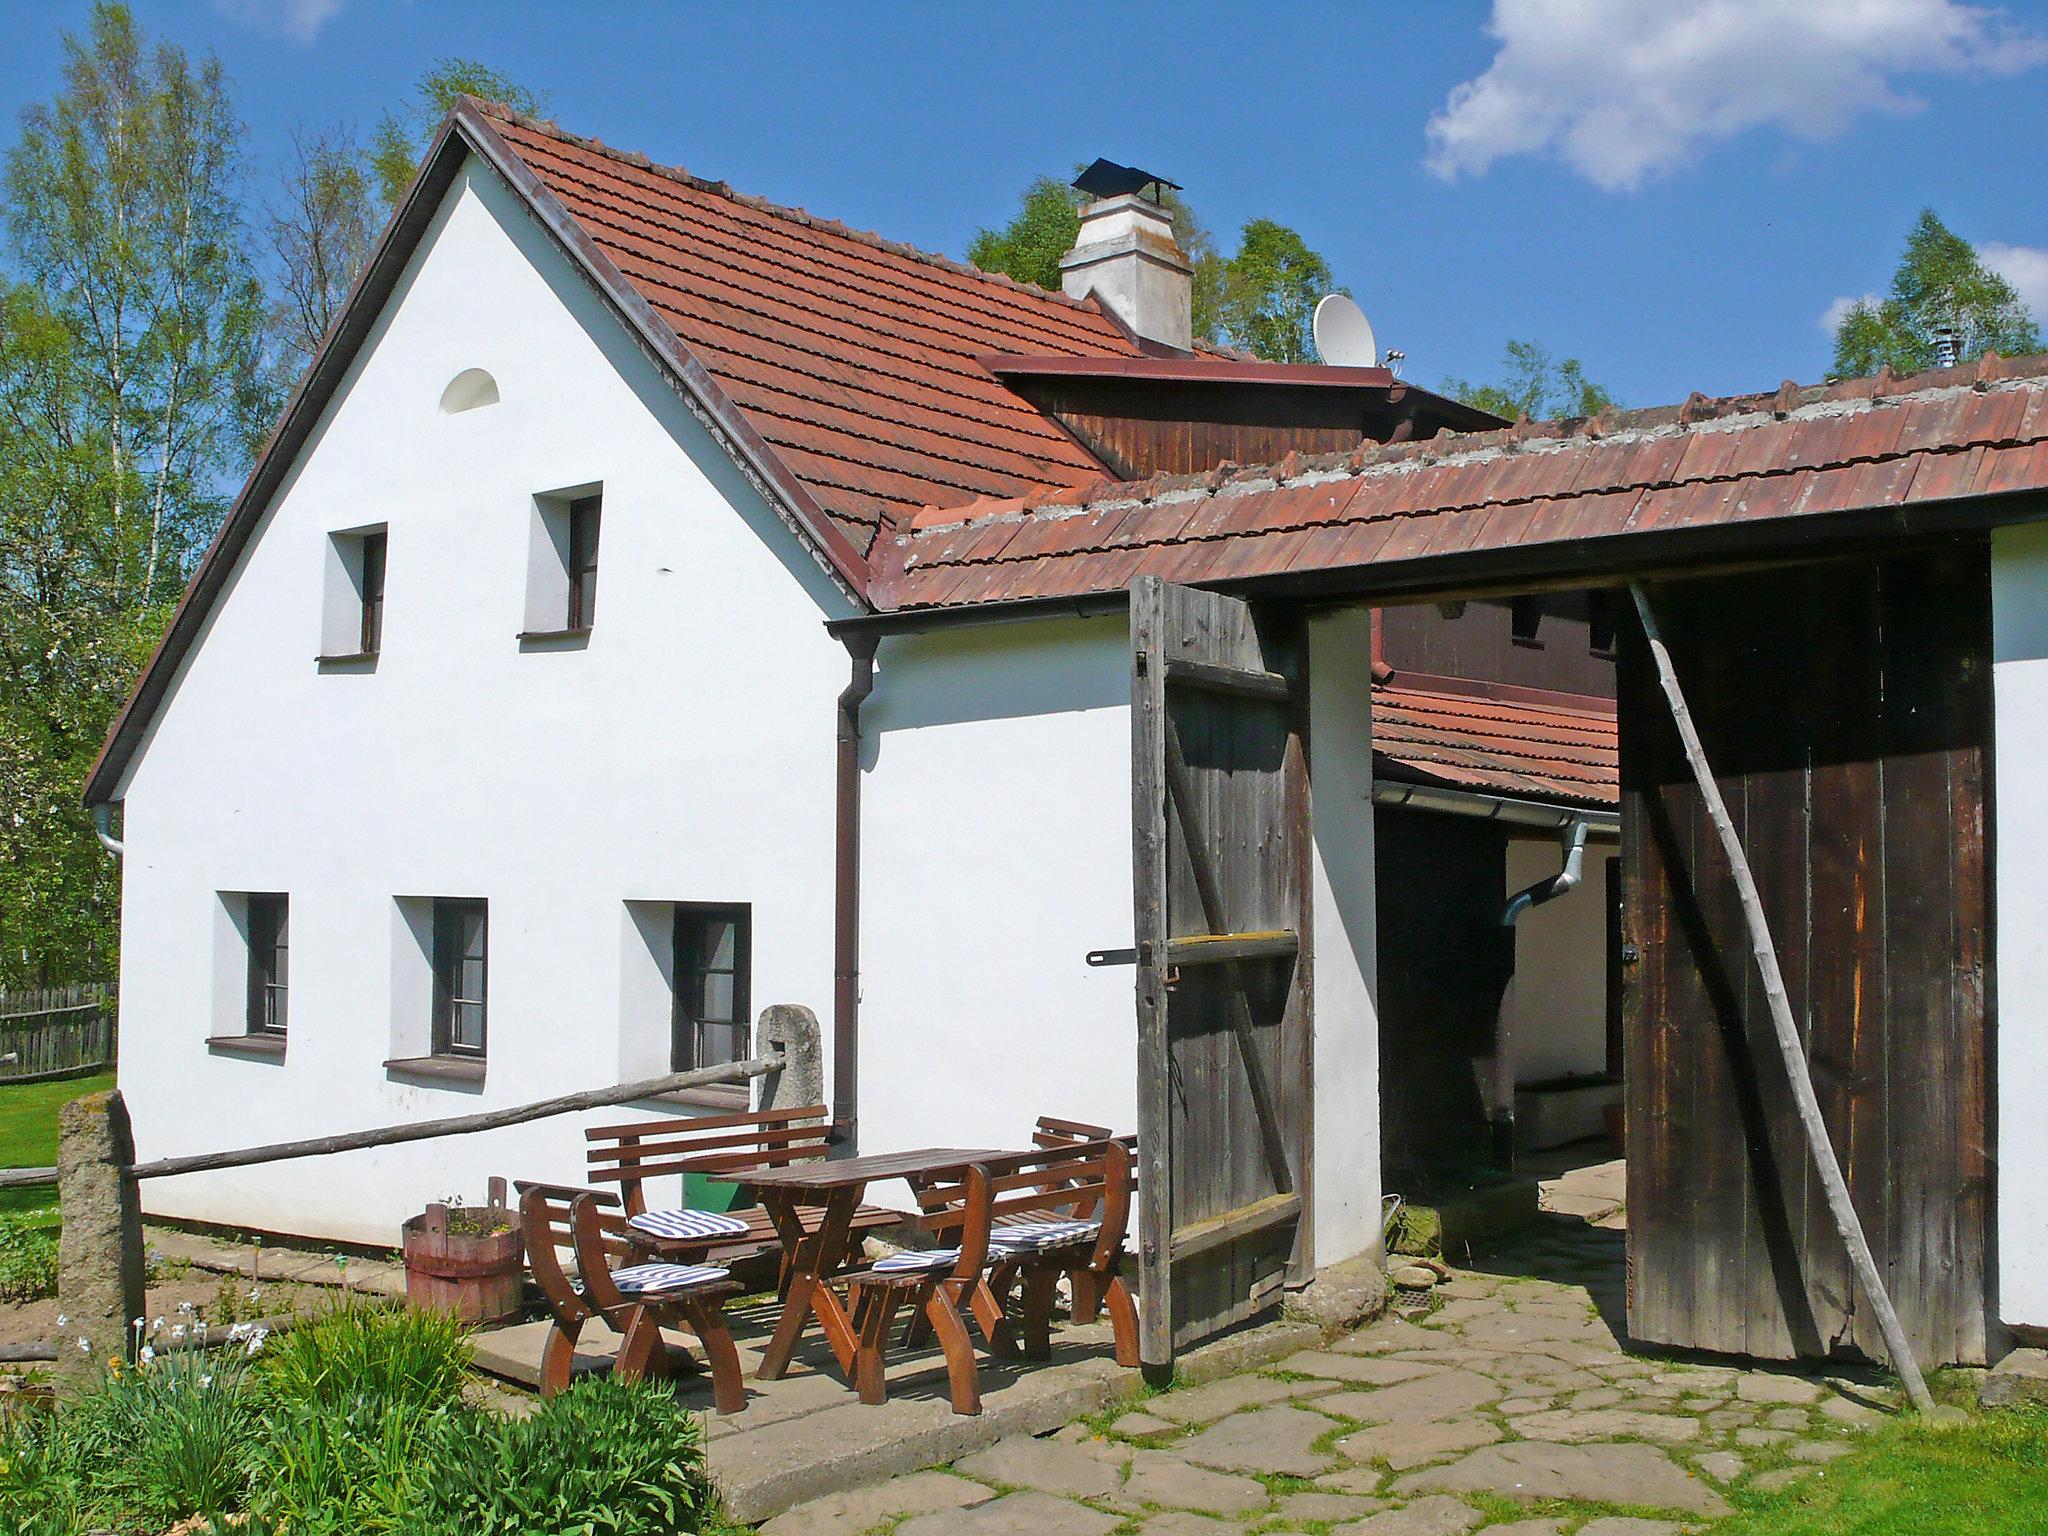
0,1299,734,1535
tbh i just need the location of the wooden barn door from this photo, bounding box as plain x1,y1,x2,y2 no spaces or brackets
1620,546,1992,1366
1130,575,1313,1368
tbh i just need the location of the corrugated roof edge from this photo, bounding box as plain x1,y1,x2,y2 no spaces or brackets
897,349,2048,540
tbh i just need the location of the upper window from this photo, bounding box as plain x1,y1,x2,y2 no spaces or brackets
566,495,601,630
245,894,288,1035
431,899,488,1057
673,905,750,1072
321,525,388,663
359,530,387,654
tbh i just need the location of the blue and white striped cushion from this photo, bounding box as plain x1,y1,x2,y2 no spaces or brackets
871,1247,967,1274
991,1218,1100,1251
609,1261,730,1295
628,1208,753,1242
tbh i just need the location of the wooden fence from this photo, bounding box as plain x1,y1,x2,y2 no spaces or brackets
0,984,117,1084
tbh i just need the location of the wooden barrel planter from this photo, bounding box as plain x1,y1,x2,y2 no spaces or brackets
401,1201,524,1325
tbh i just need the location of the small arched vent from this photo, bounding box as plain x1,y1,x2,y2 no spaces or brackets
439,367,500,414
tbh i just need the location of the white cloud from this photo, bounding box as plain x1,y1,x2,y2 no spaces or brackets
1983,241,2048,319
1819,292,1883,335
211,0,345,44
1427,0,2047,192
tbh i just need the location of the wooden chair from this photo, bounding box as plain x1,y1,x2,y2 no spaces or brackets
977,1139,1140,1368
841,1161,996,1413
516,1182,747,1414
1026,1116,1137,1324
584,1104,905,1285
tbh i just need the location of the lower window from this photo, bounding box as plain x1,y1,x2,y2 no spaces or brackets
431,899,488,1057
673,904,750,1071
245,893,289,1035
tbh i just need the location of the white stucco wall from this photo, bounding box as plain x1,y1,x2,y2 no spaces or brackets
1307,608,1383,1268
1994,523,2048,1328
857,618,1139,1194
1504,841,1617,1085
114,155,853,1244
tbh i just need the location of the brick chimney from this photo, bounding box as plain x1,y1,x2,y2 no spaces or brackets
1060,192,1193,352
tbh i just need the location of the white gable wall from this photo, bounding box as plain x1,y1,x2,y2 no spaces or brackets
114,157,854,1243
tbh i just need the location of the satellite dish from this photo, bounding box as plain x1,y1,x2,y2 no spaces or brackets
1313,293,1378,368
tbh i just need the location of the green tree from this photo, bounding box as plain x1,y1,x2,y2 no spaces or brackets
267,123,376,369
1829,208,2040,380
1213,219,1336,365
5,0,272,603
370,58,547,206
966,171,1229,344
1444,339,1617,422
0,1,267,984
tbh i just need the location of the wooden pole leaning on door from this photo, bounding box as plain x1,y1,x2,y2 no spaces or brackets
1628,582,1933,1412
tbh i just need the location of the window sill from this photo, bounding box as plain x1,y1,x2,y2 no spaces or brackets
316,651,379,670
652,1083,750,1110
207,1033,287,1059
384,1054,486,1086
516,628,592,650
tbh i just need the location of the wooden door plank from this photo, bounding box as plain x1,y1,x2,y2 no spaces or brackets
1169,1192,1304,1261
1165,932,1299,965
1162,654,1295,701
1130,579,1175,1369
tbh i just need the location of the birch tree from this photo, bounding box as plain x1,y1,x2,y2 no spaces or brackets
3,0,271,609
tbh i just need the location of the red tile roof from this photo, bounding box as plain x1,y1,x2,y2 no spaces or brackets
1373,686,1617,810
874,354,2048,610
484,107,1139,557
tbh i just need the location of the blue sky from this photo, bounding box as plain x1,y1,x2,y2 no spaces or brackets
4,0,2046,408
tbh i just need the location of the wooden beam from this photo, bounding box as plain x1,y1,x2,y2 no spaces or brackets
0,1166,56,1190
1169,1192,1303,1262
127,1055,780,1183
1166,931,1299,966
1163,655,1295,701
1628,581,1934,1412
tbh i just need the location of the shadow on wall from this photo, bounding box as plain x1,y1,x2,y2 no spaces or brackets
860,614,1131,768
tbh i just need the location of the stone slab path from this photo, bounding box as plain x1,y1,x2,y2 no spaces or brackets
763,1214,1900,1534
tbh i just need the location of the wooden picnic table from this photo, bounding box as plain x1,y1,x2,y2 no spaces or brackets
744,1147,1006,1383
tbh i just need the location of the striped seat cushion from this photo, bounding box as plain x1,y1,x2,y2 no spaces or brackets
991,1217,1100,1251
870,1247,970,1274
609,1261,731,1295
628,1207,754,1242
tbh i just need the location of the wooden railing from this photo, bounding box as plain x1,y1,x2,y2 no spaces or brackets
0,983,117,1084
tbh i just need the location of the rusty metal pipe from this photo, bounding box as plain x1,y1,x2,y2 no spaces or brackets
832,636,878,1152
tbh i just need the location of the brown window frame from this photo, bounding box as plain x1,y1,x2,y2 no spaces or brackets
359,529,388,654
672,903,751,1072
245,893,289,1036
431,899,488,1058
566,495,600,631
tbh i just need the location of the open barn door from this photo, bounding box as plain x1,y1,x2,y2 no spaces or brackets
1130,575,1313,1368
1619,550,1991,1367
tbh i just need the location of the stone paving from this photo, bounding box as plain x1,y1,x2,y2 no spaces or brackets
762,1203,1900,1535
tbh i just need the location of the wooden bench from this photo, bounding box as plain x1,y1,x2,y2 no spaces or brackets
516,1181,746,1413
584,1104,905,1284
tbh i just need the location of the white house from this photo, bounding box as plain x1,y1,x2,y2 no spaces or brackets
86,99,2048,1368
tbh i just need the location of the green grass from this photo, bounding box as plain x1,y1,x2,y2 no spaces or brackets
1715,1406,2048,1535
0,1070,115,1214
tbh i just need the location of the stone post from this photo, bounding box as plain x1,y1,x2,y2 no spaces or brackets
753,1003,824,1119
53,1089,146,1397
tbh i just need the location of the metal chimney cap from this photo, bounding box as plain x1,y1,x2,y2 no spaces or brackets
1072,158,1181,204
